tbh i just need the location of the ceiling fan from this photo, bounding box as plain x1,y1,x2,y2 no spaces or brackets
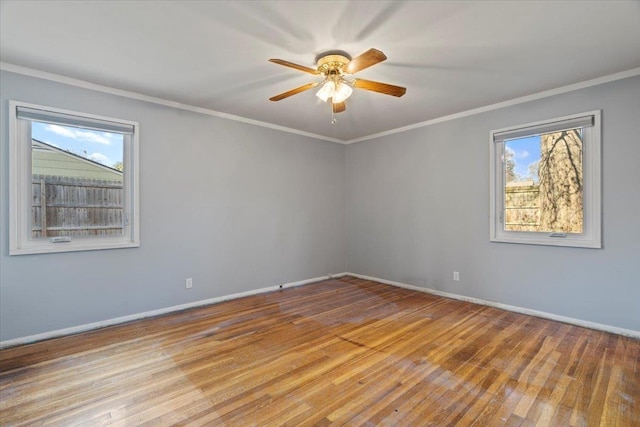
268,48,406,117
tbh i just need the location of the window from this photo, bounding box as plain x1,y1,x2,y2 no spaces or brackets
9,101,139,255
490,111,601,248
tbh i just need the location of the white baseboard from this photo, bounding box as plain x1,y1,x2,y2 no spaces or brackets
4,271,634,348
0,273,349,349
345,273,640,339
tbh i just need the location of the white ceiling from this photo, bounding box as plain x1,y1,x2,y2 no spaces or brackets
1,1,639,143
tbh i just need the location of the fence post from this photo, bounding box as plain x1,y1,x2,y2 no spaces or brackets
40,177,47,237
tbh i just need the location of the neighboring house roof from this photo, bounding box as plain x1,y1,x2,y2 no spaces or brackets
32,139,123,182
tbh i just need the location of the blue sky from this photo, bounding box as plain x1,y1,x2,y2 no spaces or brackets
505,135,541,180
32,122,123,168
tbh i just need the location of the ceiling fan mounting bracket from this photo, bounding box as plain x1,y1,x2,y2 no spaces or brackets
314,50,351,63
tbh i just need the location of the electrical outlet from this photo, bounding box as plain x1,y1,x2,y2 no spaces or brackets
453,271,460,281
186,278,193,288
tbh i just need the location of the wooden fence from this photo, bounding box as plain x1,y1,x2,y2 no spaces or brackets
504,181,540,232
31,174,124,238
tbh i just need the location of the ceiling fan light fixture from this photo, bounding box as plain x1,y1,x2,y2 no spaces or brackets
316,80,353,104
269,48,406,118
316,81,335,102
332,82,353,103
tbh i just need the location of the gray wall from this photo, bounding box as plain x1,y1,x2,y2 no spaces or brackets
347,75,640,331
0,71,347,341
2,71,638,342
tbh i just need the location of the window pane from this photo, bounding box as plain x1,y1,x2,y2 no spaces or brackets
504,128,583,233
30,122,125,239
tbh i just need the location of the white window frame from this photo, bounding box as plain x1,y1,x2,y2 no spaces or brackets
9,100,140,255
489,110,601,248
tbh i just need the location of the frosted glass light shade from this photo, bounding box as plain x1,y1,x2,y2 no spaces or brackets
333,83,353,103
316,81,335,102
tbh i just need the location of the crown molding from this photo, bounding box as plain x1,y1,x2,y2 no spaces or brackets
346,67,640,144
0,62,345,144
3,62,639,145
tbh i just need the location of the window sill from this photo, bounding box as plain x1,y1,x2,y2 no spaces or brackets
490,235,601,249
9,240,140,256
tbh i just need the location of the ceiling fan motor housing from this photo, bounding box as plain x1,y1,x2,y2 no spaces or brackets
317,54,350,75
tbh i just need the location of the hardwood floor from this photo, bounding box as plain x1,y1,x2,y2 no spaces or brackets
1,276,638,426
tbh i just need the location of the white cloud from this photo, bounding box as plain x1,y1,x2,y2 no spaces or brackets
45,124,112,145
507,146,530,160
88,152,109,165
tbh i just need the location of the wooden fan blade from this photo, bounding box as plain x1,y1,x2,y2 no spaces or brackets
269,82,319,101
345,48,387,74
269,59,320,75
332,102,346,113
353,79,406,97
